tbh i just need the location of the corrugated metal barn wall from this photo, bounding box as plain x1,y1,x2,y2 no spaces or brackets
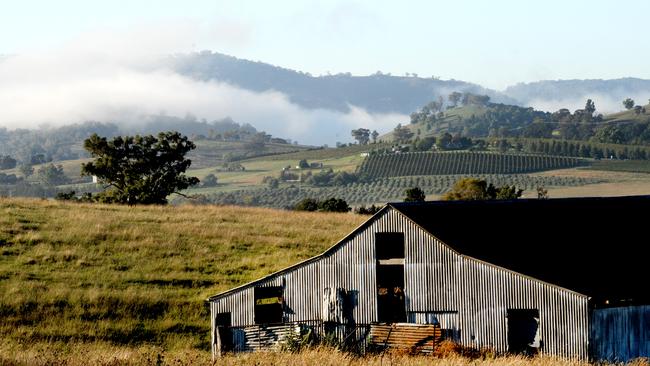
210,207,589,358
401,210,589,358
590,305,650,362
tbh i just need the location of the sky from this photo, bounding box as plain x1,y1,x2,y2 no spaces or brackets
2,0,649,89
1,0,649,143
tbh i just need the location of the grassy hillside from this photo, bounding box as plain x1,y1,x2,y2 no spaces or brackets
0,198,366,362
587,159,650,173
189,140,311,169
0,199,614,365
602,102,650,123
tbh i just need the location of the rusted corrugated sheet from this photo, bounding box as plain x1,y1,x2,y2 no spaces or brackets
590,305,650,361
210,206,590,358
370,323,442,353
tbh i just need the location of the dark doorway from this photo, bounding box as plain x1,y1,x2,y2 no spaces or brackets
376,233,406,323
507,309,540,355
254,286,284,324
215,312,232,352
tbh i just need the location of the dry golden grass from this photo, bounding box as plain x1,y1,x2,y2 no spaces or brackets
1,198,646,365
3,343,643,366
0,198,366,362
525,168,650,199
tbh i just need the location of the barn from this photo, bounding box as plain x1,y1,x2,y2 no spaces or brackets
208,195,650,361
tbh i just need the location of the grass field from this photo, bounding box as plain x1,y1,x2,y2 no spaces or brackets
192,174,602,208
586,159,650,174
529,168,650,198
1,199,648,364
0,198,366,363
1,344,618,365
185,153,364,195
188,140,311,169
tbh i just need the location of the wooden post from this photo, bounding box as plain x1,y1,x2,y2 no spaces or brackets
214,325,222,359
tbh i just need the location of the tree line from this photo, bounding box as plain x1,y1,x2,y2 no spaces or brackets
377,95,650,146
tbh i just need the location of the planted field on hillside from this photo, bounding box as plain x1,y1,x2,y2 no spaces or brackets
357,152,584,178
189,141,309,169
195,174,602,208
248,143,390,162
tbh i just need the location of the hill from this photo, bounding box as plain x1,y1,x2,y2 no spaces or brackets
0,198,366,363
388,96,650,146
167,51,518,114
169,53,650,119
504,78,650,112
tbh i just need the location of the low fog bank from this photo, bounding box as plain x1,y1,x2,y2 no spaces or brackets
0,28,406,146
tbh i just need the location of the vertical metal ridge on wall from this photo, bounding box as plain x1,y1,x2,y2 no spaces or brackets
210,207,589,358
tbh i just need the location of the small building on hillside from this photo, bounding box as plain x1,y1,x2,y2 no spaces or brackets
208,196,650,361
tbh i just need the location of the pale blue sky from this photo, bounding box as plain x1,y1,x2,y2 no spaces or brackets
2,0,649,89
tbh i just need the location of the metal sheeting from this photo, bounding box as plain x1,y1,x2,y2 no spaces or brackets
229,321,371,353
210,206,589,358
408,311,460,341
459,257,588,357
370,323,442,353
590,305,650,362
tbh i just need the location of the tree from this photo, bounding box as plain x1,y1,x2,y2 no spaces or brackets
443,178,523,201
37,164,68,186
266,177,279,189
294,198,319,211
623,98,635,110
393,124,414,143
436,133,453,150
318,198,351,212
443,178,489,201
81,131,199,204
584,99,596,116
298,159,310,169
294,198,351,212
404,187,426,202
371,130,379,143
351,128,371,144
245,132,268,151
201,174,218,187
414,136,436,151
354,204,380,215
448,92,462,107
19,164,34,177
0,155,17,170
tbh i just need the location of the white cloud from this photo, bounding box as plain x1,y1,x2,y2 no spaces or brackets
0,23,405,145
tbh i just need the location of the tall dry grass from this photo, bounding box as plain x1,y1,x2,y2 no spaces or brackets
0,198,365,361
3,343,645,366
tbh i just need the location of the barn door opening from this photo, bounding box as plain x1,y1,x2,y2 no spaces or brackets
507,309,540,355
215,312,232,352
254,286,284,324
376,232,406,323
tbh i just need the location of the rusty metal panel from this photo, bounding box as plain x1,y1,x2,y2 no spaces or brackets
370,323,442,353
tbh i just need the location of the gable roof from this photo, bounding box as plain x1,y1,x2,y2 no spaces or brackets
390,195,650,306
208,205,393,301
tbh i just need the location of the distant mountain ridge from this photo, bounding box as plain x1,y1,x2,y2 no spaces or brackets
167,51,519,114
168,52,650,115
504,78,650,111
